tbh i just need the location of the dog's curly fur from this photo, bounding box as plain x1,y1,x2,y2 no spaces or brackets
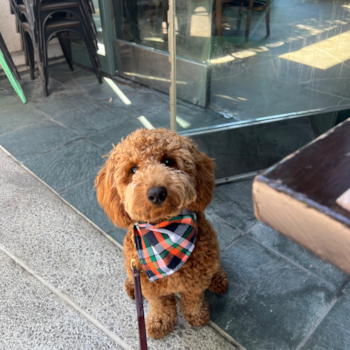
95,128,228,339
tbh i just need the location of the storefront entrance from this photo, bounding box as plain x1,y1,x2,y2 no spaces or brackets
72,0,350,180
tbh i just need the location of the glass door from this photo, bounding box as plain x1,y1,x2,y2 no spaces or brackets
175,0,350,135
71,0,116,76
113,0,213,107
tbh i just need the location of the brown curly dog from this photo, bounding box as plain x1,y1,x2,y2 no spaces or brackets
95,128,228,339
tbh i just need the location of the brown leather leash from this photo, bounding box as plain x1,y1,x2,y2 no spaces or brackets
132,263,148,350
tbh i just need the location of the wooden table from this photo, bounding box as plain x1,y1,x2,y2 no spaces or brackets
253,118,350,274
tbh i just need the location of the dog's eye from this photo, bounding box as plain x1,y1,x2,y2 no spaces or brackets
131,166,138,174
163,159,175,167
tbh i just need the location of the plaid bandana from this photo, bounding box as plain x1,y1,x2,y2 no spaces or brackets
133,209,197,283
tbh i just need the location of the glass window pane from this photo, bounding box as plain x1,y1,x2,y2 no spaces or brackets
120,0,169,52
211,0,350,122
92,0,105,55
118,0,213,62
175,0,350,133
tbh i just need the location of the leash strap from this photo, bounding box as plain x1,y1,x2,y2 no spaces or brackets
132,265,148,350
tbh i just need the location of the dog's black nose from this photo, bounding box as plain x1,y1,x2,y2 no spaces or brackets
147,187,167,205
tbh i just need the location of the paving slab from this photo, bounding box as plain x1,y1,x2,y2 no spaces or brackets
249,223,349,289
53,101,132,136
0,250,123,350
24,138,105,192
0,120,79,163
205,211,242,251
29,91,97,118
80,78,136,103
0,147,240,350
0,104,48,136
112,89,170,112
21,76,65,99
206,236,336,350
60,176,116,234
300,295,350,350
87,118,150,151
207,179,257,232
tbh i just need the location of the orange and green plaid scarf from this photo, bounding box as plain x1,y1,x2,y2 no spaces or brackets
133,209,197,282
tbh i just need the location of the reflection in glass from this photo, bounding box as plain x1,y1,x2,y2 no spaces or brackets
117,0,350,132
210,0,350,125
67,0,105,56
119,0,213,62
92,0,105,55
121,0,169,50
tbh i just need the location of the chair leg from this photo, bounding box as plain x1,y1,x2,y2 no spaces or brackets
245,0,254,40
74,26,102,83
41,47,49,97
23,33,35,80
28,43,35,81
58,34,73,71
68,26,102,84
266,0,270,36
21,29,30,69
32,42,47,96
42,39,49,96
85,41,102,84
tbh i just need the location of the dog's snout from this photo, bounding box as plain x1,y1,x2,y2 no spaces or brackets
147,187,167,205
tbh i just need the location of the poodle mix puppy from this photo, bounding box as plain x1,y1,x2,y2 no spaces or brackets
95,128,228,339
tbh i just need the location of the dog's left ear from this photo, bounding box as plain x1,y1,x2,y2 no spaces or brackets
188,148,215,212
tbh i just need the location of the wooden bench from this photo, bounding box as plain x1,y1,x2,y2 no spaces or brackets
253,118,350,274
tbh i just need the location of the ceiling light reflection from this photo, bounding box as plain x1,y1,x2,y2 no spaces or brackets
123,72,187,85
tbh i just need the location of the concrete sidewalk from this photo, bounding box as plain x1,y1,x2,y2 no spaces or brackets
0,146,241,350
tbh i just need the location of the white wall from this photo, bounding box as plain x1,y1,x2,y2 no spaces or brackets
0,0,23,52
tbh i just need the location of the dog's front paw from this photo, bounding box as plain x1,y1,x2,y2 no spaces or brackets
182,299,210,327
180,293,210,327
146,313,176,339
146,295,177,339
124,278,135,299
209,267,228,294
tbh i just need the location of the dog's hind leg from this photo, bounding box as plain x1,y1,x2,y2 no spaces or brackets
146,294,177,339
125,278,135,299
209,267,228,294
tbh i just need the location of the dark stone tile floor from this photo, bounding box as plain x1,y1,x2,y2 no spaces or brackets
0,120,79,163
207,236,336,350
25,138,105,192
1,64,349,350
60,176,115,234
299,296,350,350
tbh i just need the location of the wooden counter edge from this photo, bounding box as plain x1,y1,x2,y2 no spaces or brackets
253,176,350,275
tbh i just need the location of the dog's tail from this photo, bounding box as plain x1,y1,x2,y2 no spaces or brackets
209,267,229,294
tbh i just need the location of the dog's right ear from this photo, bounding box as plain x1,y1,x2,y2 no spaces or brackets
95,159,132,229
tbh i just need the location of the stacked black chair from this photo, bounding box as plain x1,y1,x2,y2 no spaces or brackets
9,0,102,96
0,32,21,82
9,0,45,83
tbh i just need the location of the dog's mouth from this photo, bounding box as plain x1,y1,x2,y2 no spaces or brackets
126,195,184,223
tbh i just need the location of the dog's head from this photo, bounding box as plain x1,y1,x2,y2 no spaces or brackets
95,128,215,228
